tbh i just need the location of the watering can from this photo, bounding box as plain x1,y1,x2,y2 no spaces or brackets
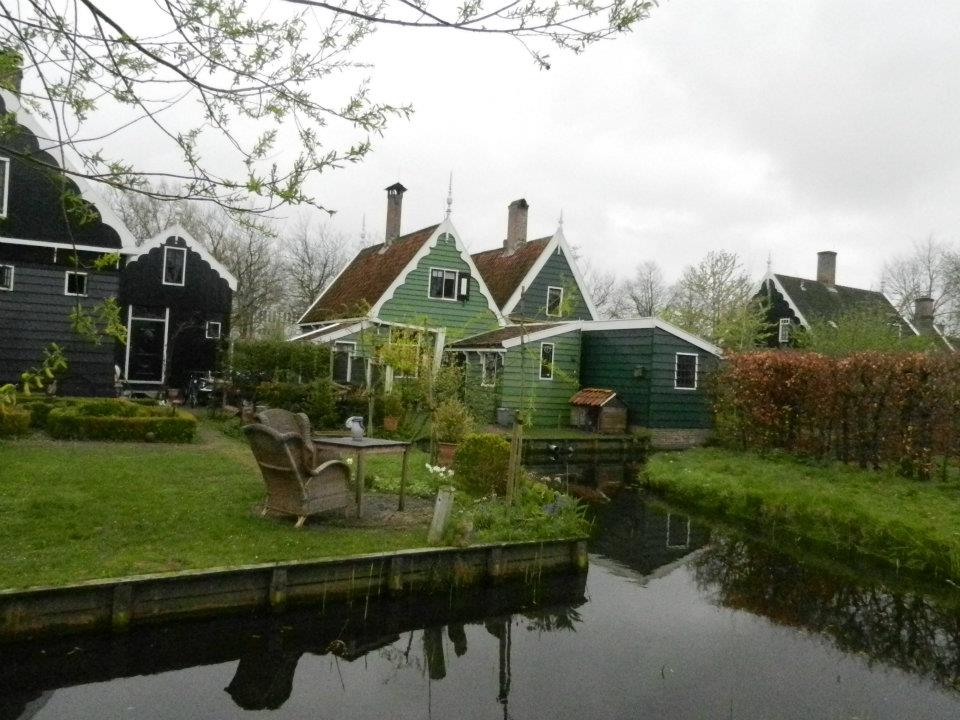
345,416,365,441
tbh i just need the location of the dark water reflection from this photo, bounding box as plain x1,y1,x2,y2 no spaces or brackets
3,490,960,719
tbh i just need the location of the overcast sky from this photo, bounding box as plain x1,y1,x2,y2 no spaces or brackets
279,0,960,292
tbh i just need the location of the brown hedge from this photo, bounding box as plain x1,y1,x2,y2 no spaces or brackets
712,351,960,480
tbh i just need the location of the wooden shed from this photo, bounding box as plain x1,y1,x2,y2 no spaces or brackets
569,388,628,434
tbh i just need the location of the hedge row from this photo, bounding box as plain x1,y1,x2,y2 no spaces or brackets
713,351,960,480
0,407,30,437
47,401,196,442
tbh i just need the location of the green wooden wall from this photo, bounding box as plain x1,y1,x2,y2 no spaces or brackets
461,351,501,424
511,246,593,321
497,330,581,428
580,327,716,429
378,233,500,339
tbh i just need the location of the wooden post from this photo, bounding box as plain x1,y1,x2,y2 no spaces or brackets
506,413,523,506
398,445,410,511
427,487,455,544
355,449,364,518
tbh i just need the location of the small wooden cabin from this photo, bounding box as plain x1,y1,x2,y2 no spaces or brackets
569,388,628,434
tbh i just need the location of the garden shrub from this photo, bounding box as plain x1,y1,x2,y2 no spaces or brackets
47,403,196,442
433,398,474,443
232,340,331,395
453,433,511,496
0,407,31,437
256,379,340,428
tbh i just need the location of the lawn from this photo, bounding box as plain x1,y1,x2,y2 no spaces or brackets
645,448,960,583
0,425,427,590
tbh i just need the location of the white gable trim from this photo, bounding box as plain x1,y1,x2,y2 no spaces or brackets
0,234,134,255
303,320,370,345
135,224,237,290
0,90,139,251
500,226,599,319
501,322,581,348
578,318,724,357
764,273,811,329
367,218,507,326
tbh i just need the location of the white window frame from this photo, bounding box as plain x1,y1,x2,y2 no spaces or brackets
481,352,503,387
428,267,459,301
0,263,13,291
123,305,170,384
162,245,187,287
0,157,9,219
546,286,564,317
332,341,357,383
674,352,698,390
64,271,88,297
665,513,692,549
778,317,791,344
539,342,555,380
205,321,222,340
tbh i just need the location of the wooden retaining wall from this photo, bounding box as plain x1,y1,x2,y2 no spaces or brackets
0,538,588,641
522,436,647,463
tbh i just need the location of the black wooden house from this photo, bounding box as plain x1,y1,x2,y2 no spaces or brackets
0,90,138,395
119,225,236,394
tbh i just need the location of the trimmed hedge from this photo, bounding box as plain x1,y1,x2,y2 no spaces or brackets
0,407,31,437
452,433,511,496
47,401,196,442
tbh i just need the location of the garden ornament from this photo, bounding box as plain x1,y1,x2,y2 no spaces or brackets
345,415,365,441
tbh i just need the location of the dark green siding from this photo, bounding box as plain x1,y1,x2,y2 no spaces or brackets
378,233,500,338
498,331,581,428
512,247,593,321
580,328,716,429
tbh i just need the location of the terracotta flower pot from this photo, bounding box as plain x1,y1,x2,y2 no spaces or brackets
382,416,399,432
437,441,458,467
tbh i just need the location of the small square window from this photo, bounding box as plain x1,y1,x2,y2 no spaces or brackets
0,157,9,219
64,271,87,297
0,264,13,291
546,286,564,317
205,321,222,339
539,343,554,380
429,268,459,300
778,317,791,344
163,245,187,286
675,353,698,390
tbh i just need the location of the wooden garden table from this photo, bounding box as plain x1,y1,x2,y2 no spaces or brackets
311,436,412,516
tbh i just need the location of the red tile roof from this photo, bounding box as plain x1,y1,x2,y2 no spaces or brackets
569,388,618,407
471,237,551,309
299,225,438,323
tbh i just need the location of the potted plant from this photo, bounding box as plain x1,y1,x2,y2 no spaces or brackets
432,398,474,466
382,391,404,432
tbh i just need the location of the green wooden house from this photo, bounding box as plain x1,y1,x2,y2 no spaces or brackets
449,319,722,439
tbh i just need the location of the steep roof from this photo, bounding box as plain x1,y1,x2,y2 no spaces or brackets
471,237,551,309
299,225,438,324
771,273,915,333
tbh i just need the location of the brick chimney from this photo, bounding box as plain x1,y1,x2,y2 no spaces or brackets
384,182,406,245
817,250,837,286
914,296,935,333
504,199,528,255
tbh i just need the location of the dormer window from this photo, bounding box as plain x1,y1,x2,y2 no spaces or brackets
162,245,187,286
778,318,791,344
546,286,564,317
0,264,13,291
64,271,87,296
0,157,9,219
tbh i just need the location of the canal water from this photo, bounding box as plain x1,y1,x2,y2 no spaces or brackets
3,490,960,719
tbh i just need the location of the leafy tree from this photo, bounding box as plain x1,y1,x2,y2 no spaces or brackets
0,1,655,212
796,306,940,355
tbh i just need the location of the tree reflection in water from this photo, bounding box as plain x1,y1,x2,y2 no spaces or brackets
692,535,960,693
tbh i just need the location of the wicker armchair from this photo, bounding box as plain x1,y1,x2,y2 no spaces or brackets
255,408,338,468
243,423,352,527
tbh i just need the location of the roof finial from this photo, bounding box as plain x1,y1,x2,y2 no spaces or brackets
766,252,772,273
445,172,453,219
360,214,367,244
558,208,564,229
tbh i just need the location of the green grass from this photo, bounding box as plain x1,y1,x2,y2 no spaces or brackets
645,448,960,582
0,426,426,590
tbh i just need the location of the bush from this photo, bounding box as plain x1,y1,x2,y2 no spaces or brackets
453,433,511,496
255,379,340,428
232,340,331,395
47,403,196,442
0,407,31,437
433,398,474,443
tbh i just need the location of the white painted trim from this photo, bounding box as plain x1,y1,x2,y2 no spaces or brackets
578,318,724,357
332,340,358,383
0,89,140,250
499,226,599,319
427,266,459,301
539,342,555,380
442,346,508,354
502,322,580,349
161,245,187,287
778,317,791,344
0,156,9,218
123,304,133,380
674,352,699,390
545,285,564,318
367,219,507,326
0,235,133,255
763,273,811,329
137,225,238,291
205,321,222,340
64,270,87,296
665,513,692,549
124,306,169,383
480,351,504,387
0,263,13,290
304,321,369,345
161,307,171,386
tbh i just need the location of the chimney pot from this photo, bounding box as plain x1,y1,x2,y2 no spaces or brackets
384,182,407,245
817,250,837,286
914,296,935,333
504,198,528,255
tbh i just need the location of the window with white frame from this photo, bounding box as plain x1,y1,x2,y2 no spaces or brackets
674,353,698,390
0,157,10,219
64,271,87,296
546,286,564,317
481,352,503,387
162,245,187,286
539,343,554,380
0,264,13,291
429,268,458,300
332,341,356,383
205,321,222,340
778,317,791,344
666,513,692,549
